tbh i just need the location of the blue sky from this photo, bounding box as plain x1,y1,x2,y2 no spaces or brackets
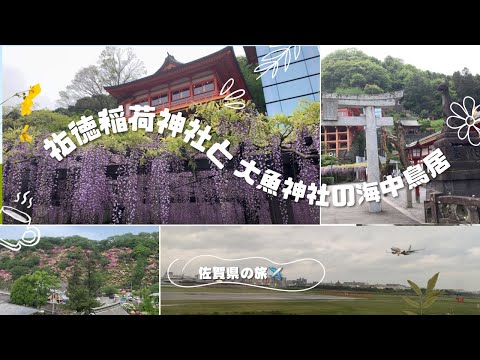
0,225,159,241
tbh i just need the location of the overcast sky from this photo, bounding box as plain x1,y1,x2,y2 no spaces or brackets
321,45,480,75
162,226,480,291
1,225,158,240
4,45,477,111
2,46,245,110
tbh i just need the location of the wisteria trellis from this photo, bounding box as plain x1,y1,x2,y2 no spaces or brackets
3,106,320,225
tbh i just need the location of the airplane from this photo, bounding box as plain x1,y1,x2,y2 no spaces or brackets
268,266,283,280
388,245,424,256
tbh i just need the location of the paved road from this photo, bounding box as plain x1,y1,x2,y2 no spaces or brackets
321,184,421,225
162,292,357,301
98,296,118,306
383,185,427,222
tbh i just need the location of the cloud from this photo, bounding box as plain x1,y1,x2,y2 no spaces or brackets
321,45,480,76
467,247,480,257
2,46,246,110
162,226,480,291
2,65,27,106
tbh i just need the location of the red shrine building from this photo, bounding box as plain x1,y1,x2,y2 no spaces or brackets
406,131,440,165
104,46,251,115
321,107,388,157
321,108,363,156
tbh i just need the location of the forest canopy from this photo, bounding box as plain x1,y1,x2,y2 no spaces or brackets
322,48,480,118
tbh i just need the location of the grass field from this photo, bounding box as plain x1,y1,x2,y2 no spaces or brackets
161,287,480,315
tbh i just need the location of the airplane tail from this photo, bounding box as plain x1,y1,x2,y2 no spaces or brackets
408,245,412,251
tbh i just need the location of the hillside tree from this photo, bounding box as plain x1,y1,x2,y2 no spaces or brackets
67,265,99,314
10,270,59,308
58,46,147,107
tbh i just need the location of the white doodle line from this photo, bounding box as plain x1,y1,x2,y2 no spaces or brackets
0,206,41,252
13,191,33,208
220,78,246,110
254,46,301,80
167,254,326,293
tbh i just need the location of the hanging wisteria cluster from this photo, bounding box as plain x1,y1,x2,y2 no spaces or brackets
321,165,367,178
3,101,320,224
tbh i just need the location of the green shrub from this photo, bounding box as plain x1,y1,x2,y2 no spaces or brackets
321,177,334,185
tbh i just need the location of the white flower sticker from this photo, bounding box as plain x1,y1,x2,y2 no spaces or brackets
446,96,480,146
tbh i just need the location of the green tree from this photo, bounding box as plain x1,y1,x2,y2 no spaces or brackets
98,46,147,87
85,253,102,297
10,270,59,308
131,259,146,290
321,154,338,166
320,47,454,117
67,265,99,314
22,255,40,268
237,56,266,113
140,288,158,315
451,67,480,101
67,250,83,260
10,265,30,280
364,84,384,94
133,244,152,260
58,46,146,107
68,95,117,115
10,276,36,307
349,131,366,158
402,72,443,118
2,105,21,120
382,56,406,90
321,48,391,93
349,73,367,88
102,284,118,297
2,110,76,135
57,259,70,270
334,87,364,95
149,283,159,294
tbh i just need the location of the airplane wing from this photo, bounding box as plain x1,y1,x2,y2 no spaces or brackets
409,248,425,253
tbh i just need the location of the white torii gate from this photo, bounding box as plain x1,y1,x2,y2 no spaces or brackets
321,91,403,213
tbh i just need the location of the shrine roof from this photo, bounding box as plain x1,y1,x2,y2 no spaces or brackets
104,46,251,101
400,119,420,127
406,131,442,148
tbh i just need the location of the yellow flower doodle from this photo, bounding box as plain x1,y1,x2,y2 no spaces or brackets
19,124,33,143
20,83,41,116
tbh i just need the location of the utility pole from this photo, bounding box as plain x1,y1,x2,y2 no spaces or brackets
50,289,56,315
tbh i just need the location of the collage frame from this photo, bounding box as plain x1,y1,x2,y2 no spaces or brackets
1,45,479,316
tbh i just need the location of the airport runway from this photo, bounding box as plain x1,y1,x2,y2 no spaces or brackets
162,291,358,301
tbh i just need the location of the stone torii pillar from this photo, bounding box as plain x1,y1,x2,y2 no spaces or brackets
322,91,404,213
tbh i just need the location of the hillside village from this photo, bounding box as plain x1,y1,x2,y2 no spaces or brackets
0,232,159,315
